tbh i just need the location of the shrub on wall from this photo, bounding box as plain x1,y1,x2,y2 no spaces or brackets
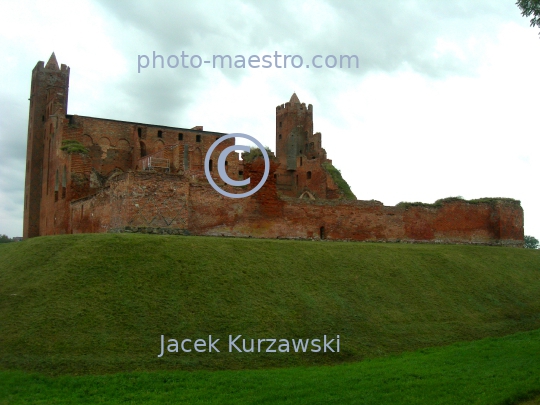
322,162,356,200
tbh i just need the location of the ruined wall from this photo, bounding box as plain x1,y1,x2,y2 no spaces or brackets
70,166,524,247
38,112,244,236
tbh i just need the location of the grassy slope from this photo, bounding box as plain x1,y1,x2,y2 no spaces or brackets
0,234,540,375
1,328,540,404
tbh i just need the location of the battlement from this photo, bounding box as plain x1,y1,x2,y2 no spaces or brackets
276,101,313,114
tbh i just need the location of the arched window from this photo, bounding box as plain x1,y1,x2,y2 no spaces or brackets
209,159,213,172
137,128,142,138
158,130,163,138
307,171,312,180
320,226,325,240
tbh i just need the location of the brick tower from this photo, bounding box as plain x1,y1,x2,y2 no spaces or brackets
275,93,315,170
23,53,70,238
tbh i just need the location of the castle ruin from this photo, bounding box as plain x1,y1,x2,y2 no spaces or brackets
23,54,524,246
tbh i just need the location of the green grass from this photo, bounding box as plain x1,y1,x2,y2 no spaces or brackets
1,234,540,376
396,196,521,209
322,162,356,199
1,328,540,404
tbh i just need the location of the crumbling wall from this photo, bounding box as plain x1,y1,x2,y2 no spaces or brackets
71,166,524,247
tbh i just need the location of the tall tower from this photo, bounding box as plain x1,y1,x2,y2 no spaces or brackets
23,53,70,238
275,93,313,170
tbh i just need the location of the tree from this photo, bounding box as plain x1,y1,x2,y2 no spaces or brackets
0,234,13,243
524,235,539,249
241,146,276,163
516,0,540,35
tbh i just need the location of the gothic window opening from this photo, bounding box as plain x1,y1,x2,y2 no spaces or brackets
209,159,213,172
196,134,201,142
279,134,282,140
307,171,312,180
158,130,163,138
178,133,183,141
138,128,142,138
320,226,325,240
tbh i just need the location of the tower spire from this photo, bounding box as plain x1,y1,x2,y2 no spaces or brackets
290,92,300,104
45,52,59,70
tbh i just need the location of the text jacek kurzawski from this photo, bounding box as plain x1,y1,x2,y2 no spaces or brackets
157,335,340,357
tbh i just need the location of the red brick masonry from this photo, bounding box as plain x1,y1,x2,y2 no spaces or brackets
70,163,524,246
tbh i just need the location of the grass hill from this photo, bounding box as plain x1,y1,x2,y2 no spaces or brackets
2,328,540,404
1,234,540,375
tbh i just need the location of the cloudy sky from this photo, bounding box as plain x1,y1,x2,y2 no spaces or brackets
0,0,539,239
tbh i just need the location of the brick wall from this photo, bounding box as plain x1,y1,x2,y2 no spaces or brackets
70,165,524,247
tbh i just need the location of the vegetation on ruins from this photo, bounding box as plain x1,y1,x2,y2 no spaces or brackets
322,162,356,200
60,139,89,155
396,196,522,209
240,146,276,163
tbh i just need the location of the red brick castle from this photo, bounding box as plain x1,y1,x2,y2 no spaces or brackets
23,54,524,246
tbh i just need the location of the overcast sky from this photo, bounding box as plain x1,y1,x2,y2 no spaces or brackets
0,0,539,239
